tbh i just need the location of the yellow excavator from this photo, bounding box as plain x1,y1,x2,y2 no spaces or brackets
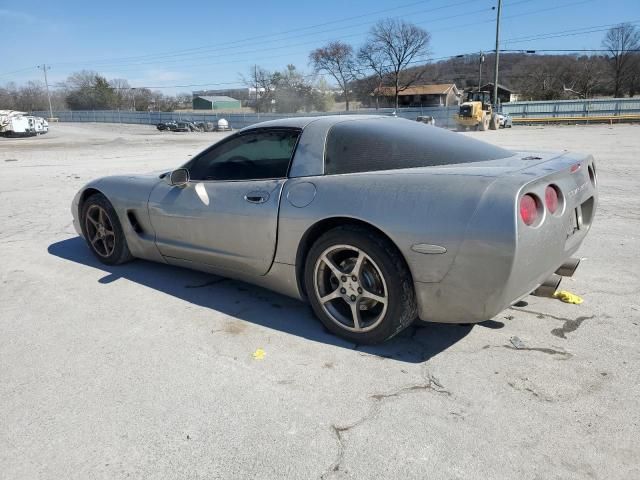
456,91,499,131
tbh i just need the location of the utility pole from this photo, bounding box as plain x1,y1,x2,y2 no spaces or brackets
254,64,259,113
478,51,485,92
37,64,54,119
492,0,503,108
131,88,136,111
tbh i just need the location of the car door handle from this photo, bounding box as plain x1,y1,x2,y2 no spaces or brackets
244,191,269,204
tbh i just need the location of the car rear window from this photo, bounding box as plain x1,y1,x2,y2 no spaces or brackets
324,118,512,175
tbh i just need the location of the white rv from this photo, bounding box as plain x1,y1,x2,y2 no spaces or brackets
0,110,49,137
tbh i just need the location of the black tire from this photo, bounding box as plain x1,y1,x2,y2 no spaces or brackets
304,226,417,344
81,193,134,265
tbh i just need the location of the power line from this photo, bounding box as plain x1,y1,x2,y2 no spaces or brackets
503,48,640,52
84,0,587,71
84,52,481,90
2,0,542,74
46,0,487,71
32,0,443,68
22,43,629,92
0,0,620,89
502,20,640,45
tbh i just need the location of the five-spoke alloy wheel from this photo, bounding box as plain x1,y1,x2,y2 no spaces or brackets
314,245,388,333
305,226,417,344
81,193,133,265
85,204,116,258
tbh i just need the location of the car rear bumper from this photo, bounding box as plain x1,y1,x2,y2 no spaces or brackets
415,152,597,324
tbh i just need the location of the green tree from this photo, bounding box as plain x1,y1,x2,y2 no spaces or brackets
65,71,116,110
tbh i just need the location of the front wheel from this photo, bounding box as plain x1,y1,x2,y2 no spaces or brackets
304,226,417,344
81,193,133,265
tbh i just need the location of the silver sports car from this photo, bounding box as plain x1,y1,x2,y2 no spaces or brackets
71,115,597,344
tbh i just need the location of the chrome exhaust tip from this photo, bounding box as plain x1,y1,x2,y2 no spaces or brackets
532,273,562,298
555,257,581,277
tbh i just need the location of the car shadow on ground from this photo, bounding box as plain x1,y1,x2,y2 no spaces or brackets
48,237,492,364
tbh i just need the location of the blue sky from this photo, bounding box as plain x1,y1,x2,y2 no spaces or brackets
1,0,639,93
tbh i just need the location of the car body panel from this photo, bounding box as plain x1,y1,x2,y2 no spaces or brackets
148,178,285,276
72,116,597,324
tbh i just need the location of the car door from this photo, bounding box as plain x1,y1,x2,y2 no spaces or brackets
148,128,301,276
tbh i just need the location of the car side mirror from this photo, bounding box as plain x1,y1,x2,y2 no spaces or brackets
169,168,190,187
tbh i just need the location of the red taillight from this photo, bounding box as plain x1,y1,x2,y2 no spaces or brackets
520,194,539,226
545,185,559,214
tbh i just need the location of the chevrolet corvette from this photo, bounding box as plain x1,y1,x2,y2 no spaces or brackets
71,115,597,344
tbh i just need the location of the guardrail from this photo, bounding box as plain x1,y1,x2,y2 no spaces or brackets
502,98,640,122
512,114,640,124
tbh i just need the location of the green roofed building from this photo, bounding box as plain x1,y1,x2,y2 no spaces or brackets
192,95,241,110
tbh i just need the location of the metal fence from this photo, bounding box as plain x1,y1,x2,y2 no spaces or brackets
32,98,640,130
502,97,640,119
32,106,460,130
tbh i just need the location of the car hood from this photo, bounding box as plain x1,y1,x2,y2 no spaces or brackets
73,173,163,213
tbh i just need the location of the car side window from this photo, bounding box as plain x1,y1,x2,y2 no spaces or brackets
188,129,300,181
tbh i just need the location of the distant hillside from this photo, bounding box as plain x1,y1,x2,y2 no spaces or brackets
353,53,637,102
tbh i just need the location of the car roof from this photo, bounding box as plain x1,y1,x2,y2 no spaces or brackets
241,114,389,131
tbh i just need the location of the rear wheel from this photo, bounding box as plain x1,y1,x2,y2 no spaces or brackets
81,193,133,265
305,226,417,344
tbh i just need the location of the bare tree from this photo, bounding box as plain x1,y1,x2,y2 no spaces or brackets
627,53,640,97
364,19,431,110
15,81,49,111
357,43,389,109
602,23,640,97
175,92,192,109
309,41,356,111
570,56,605,98
241,66,276,113
0,82,18,110
108,78,131,110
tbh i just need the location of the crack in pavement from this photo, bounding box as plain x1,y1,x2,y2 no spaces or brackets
503,345,572,358
320,367,449,479
551,315,595,339
507,381,555,402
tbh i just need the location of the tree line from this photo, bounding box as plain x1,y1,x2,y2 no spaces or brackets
248,20,640,112
0,71,192,113
251,18,431,111
2,20,638,113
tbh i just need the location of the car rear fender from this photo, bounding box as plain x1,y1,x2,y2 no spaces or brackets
416,151,597,323
276,171,498,286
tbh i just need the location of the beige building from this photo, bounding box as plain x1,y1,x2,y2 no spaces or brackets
374,83,462,107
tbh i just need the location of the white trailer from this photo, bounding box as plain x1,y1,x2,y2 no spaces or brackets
0,110,49,137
